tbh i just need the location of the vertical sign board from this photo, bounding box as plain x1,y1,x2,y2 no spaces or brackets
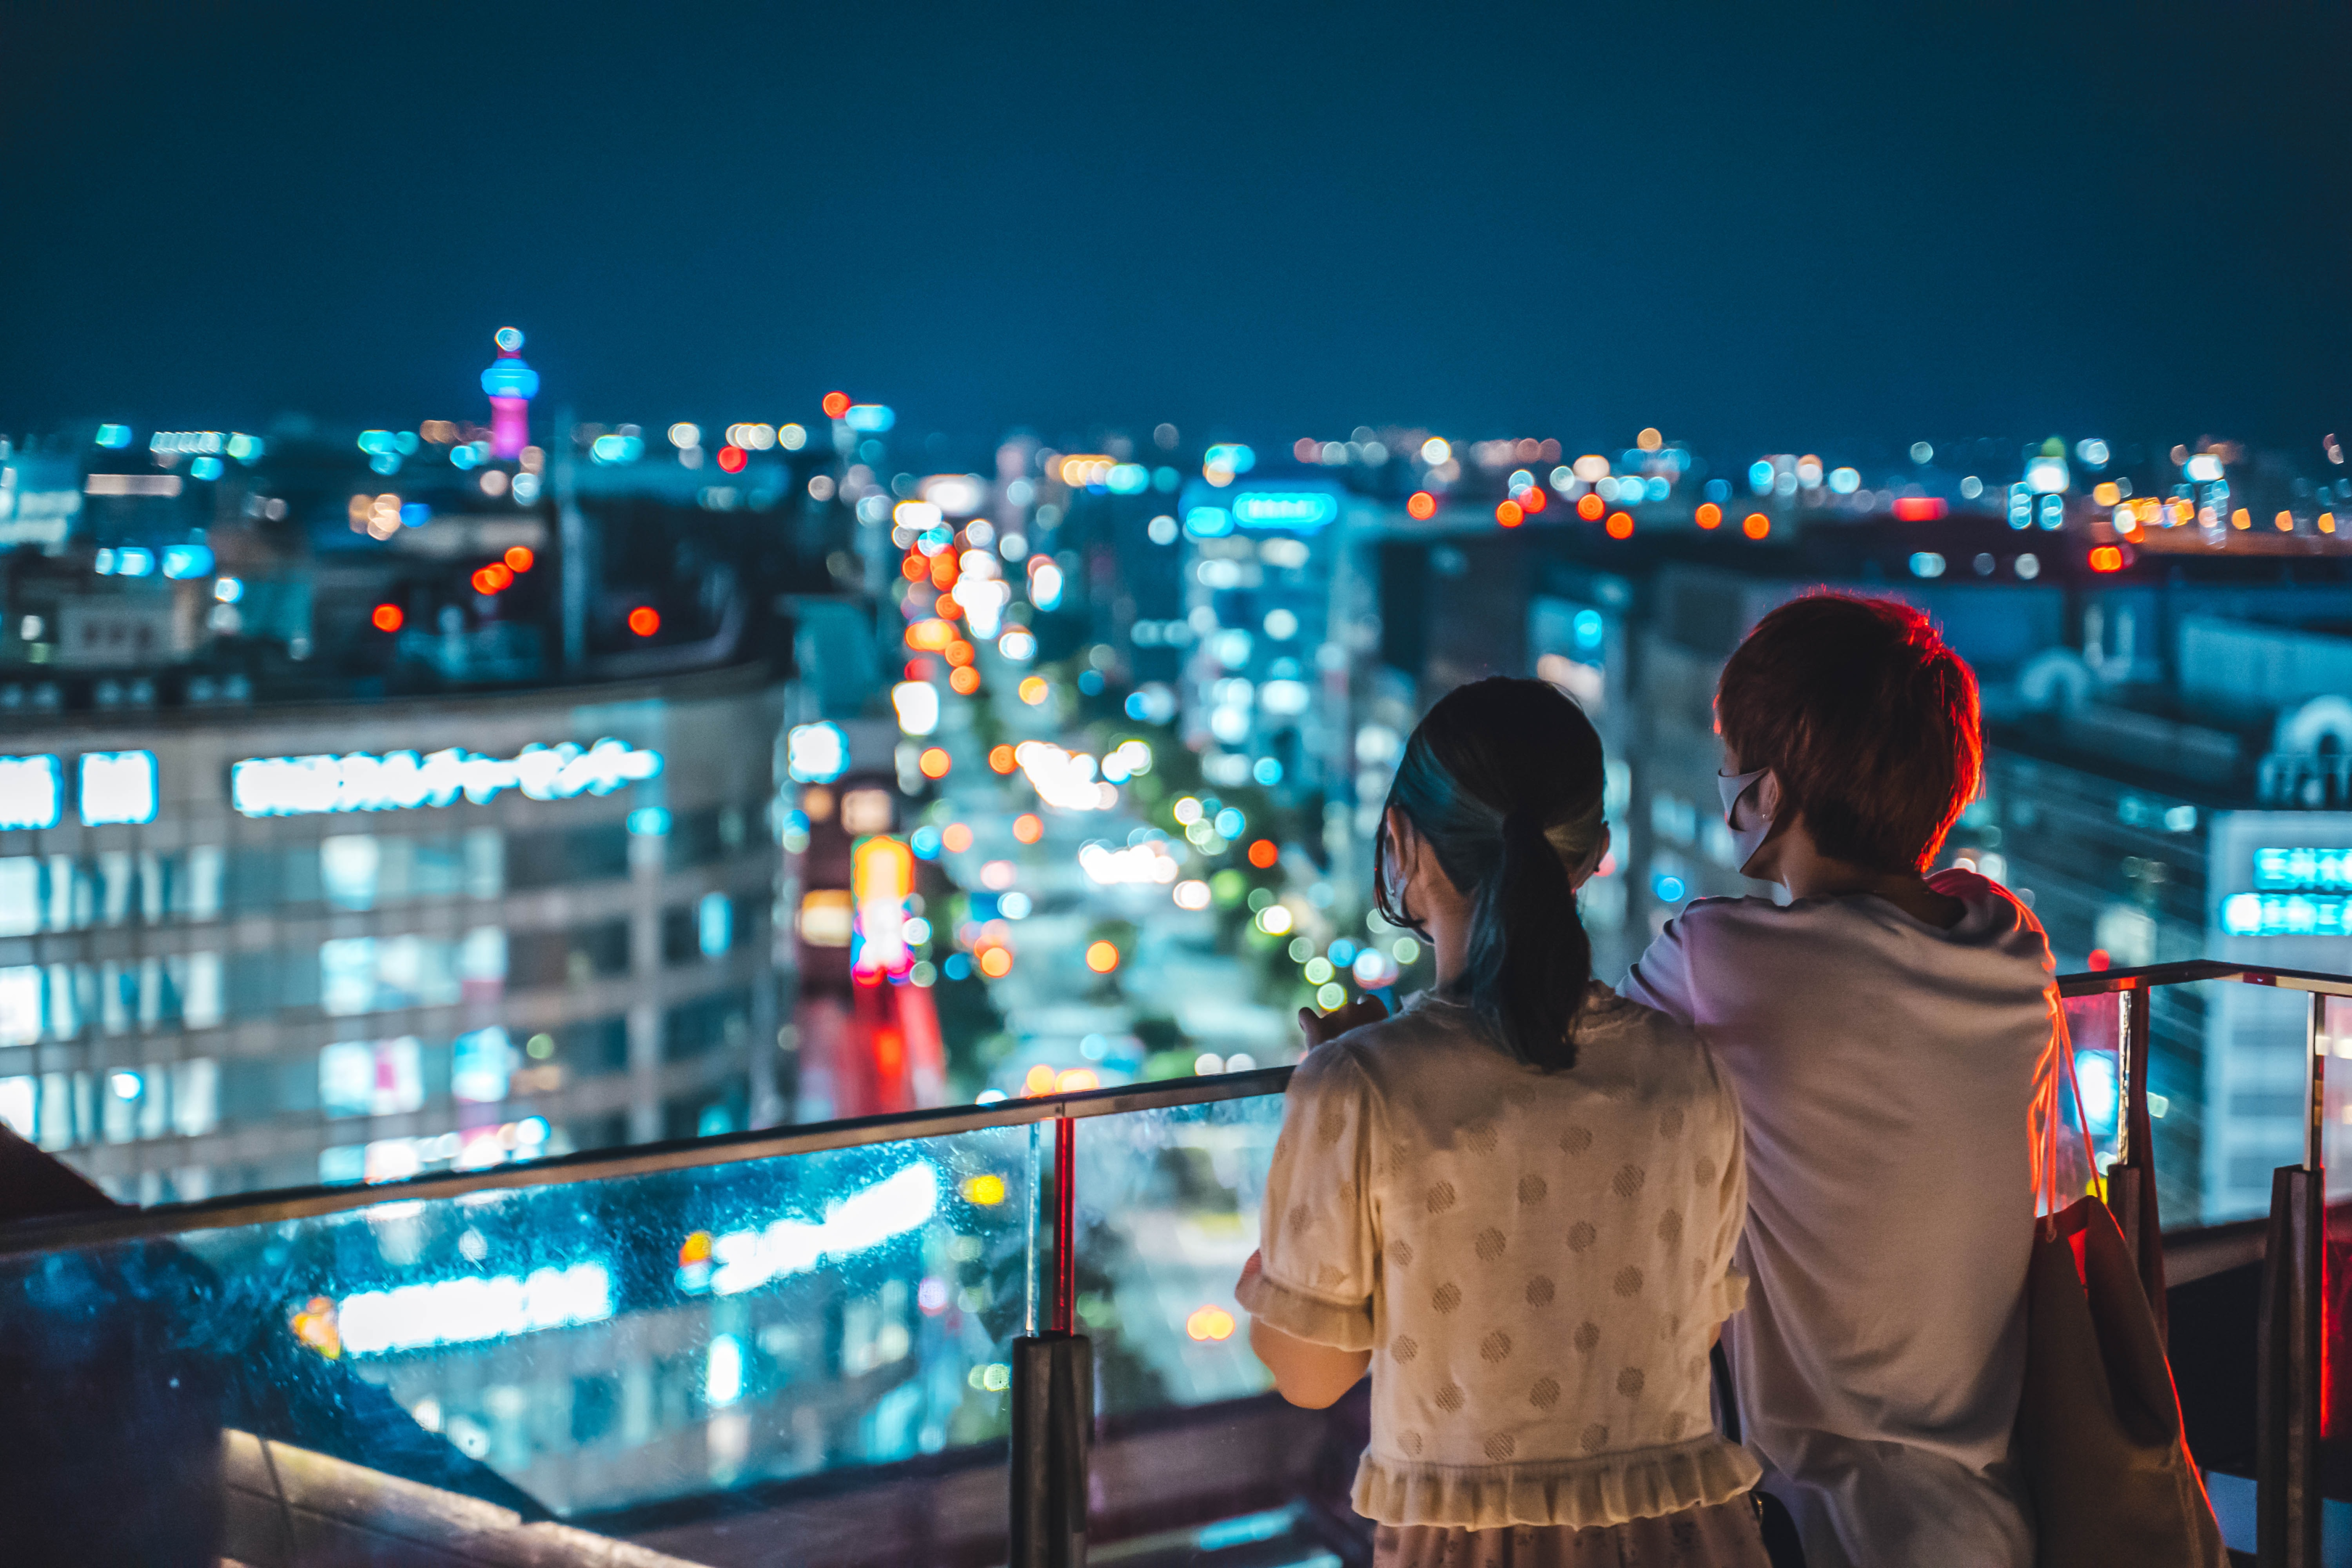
2205,809,2352,1219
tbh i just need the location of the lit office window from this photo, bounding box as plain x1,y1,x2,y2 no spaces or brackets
320,835,381,910
453,1026,516,1103
78,751,158,826
0,965,40,1046
0,1074,32,1138
698,891,732,957
0,756,62,830
321,937,377,1016
170,1058,218,1138
0,859,36,936
319,1038,424,1119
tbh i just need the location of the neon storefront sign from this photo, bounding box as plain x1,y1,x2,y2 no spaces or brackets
232,740,661,817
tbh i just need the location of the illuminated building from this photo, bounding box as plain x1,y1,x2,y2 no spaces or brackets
1167,473,1357,801
784,716,948,1122
0,666,789,1201
479,327,539,462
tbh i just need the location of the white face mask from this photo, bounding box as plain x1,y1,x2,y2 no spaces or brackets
1717,766,1776,875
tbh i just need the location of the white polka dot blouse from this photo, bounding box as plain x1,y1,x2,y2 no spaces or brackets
1237,987,1759,1530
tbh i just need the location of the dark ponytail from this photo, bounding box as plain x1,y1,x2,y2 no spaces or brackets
1374,679,1606,1071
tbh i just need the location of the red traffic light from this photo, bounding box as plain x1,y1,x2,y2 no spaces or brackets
628,606,661,637
370,604,403,632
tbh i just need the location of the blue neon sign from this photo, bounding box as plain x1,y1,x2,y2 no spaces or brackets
1230,491,1339,531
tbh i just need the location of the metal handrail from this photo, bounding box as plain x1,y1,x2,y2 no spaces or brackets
2055,957,2352,1000
0,1063,1294,1259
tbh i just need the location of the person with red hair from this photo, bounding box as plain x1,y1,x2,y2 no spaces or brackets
1625,593,2051,1568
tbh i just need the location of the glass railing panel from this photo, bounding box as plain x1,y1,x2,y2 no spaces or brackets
2062,970,2346,1231
2058,990,2127,1198
1069,1082,1286,1417
0,1124,1041,1561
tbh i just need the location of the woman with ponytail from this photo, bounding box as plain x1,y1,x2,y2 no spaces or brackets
1238,678,1767,1567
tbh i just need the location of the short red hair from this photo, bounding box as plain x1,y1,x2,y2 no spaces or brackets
1716,592,1981,873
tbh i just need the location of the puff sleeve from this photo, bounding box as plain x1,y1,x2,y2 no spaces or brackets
1236,1045,1379,1351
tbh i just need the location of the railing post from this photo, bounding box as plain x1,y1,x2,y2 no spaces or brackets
1009,1112,1089,1568
2104,984,2168,1346
2256,991,2325,1568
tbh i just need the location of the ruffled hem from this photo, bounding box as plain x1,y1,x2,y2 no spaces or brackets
1236,1268,1374,1351
1350,1433,1763,1530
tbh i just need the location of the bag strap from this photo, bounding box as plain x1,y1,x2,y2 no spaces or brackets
2033,984,2101,1237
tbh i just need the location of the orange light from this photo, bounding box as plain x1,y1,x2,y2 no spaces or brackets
1247,838,1279,869
1013,813,1043,844
906,618,956,651
930,552,960,589
628,606,661,637
852,834,915,907
1056,1066,1101,1092
919,746,952,779
1605,511,1634,539
2088,546,2125,573
504,545,534,573
2276,510,2295,532
2231,508,2252,530
822,391,852,420
716,445,748,473
948,665,981,695
2092,482,2121,506
1695,503,1723,530
936,595,963,620
1085,941,1120,973
2323,513,2338,534
942,822,973,853
290,1296,343,1360
1185,1305,1237,1342
944,639,975,666
679,1230,713,1265
979,947,1013,979
1495,499,1524,528
1741,513,1771,540
370,603,404,632
1018,675,1049,706
483,562,514,592
1575,492,1606,521
902,552,926,581
1406,491,1437,520
1023,1062,1054,1095
1518,485,1547,514
988,745,1016,775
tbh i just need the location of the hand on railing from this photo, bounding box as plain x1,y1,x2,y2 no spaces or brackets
1297,996,1388,1050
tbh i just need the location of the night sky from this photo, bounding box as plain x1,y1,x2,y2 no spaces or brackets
4,4,2346,459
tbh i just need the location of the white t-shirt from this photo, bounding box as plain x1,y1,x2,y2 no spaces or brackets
1237,986,1760,1530
1623,870,2052,1568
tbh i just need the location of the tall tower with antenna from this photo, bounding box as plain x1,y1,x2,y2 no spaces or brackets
480,327,539,460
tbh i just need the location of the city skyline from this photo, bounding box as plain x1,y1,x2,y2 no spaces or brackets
3,6,2348,453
